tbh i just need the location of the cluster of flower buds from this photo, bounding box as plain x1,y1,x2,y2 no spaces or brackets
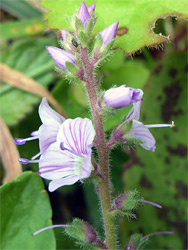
46,1,119,81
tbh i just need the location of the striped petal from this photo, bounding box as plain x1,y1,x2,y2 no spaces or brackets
38,124,60,153
126,90,143,121
49,175,79,192
57,118,96,155
131,120,156,151
39,143,80,180
39,98,65,125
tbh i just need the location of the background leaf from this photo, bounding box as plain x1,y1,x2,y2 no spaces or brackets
0,37,57,126
0,171,56,250
0,18,45,40
41,0,187,55
121,51,187,249
1,0,42,19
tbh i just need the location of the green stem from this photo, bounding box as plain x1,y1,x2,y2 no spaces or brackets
80,47,117,250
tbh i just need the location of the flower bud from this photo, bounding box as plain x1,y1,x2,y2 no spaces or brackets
78,1,95,28
103,85,143,109
46,46,76,71
111,191,140,212
60,29,78,52
65,219,97,244
96,21,119,47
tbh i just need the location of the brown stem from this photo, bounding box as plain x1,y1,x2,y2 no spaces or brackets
80,47,117,250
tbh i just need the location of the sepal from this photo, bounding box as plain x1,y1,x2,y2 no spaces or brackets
65,61,78,75
64,218,107,249
125,234,149,250
110,190,141,218
85,15,95,39
102,39,115,53
75,17,84,34
79,31,87,47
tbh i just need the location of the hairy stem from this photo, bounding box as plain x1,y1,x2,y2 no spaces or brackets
80,47,117,249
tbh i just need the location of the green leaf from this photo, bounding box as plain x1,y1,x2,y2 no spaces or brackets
41,0,187,55
1,0,42,19
0,172,55,250
122,52,187,249
0,37,56,126
0,18,45,40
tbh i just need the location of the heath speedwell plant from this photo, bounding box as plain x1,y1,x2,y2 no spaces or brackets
15,2,175,249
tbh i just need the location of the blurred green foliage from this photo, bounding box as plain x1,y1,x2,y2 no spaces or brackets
0,0,187,250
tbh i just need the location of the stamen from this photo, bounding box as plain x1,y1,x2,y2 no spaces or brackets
14,138,26,145
31,152,41,160
30,130,39,137
18,158,39,165
32,224,68,236
14,136,38,145
146,121,175,129
142,231,175,240
138,199,162,209
18,158,29,165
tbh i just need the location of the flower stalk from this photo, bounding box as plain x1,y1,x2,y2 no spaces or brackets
80,47,117,249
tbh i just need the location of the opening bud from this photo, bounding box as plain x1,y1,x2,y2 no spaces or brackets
103,85,143,109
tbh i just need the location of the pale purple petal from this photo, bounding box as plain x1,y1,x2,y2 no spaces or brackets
80,147,92,179
39,98,65,125
126,90,143,121
38,124,60,153
78,1,90,28
57,118,96,155
49,175,79,192
104,85,140,108
39,143,78,180
61,29,73,44
88,3,96,14
97,21,119,46
131,120,156,151
46,46,76,70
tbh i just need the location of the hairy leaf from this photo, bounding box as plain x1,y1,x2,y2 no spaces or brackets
41,0,187,55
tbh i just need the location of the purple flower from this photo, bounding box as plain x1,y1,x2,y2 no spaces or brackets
15,98,96,192
113,93,174,151
15,98,65,159
123,98,156,151
38,117,95,191
103,85,143,109
78,1,96,28
46,46,76,71
97,21,119,46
